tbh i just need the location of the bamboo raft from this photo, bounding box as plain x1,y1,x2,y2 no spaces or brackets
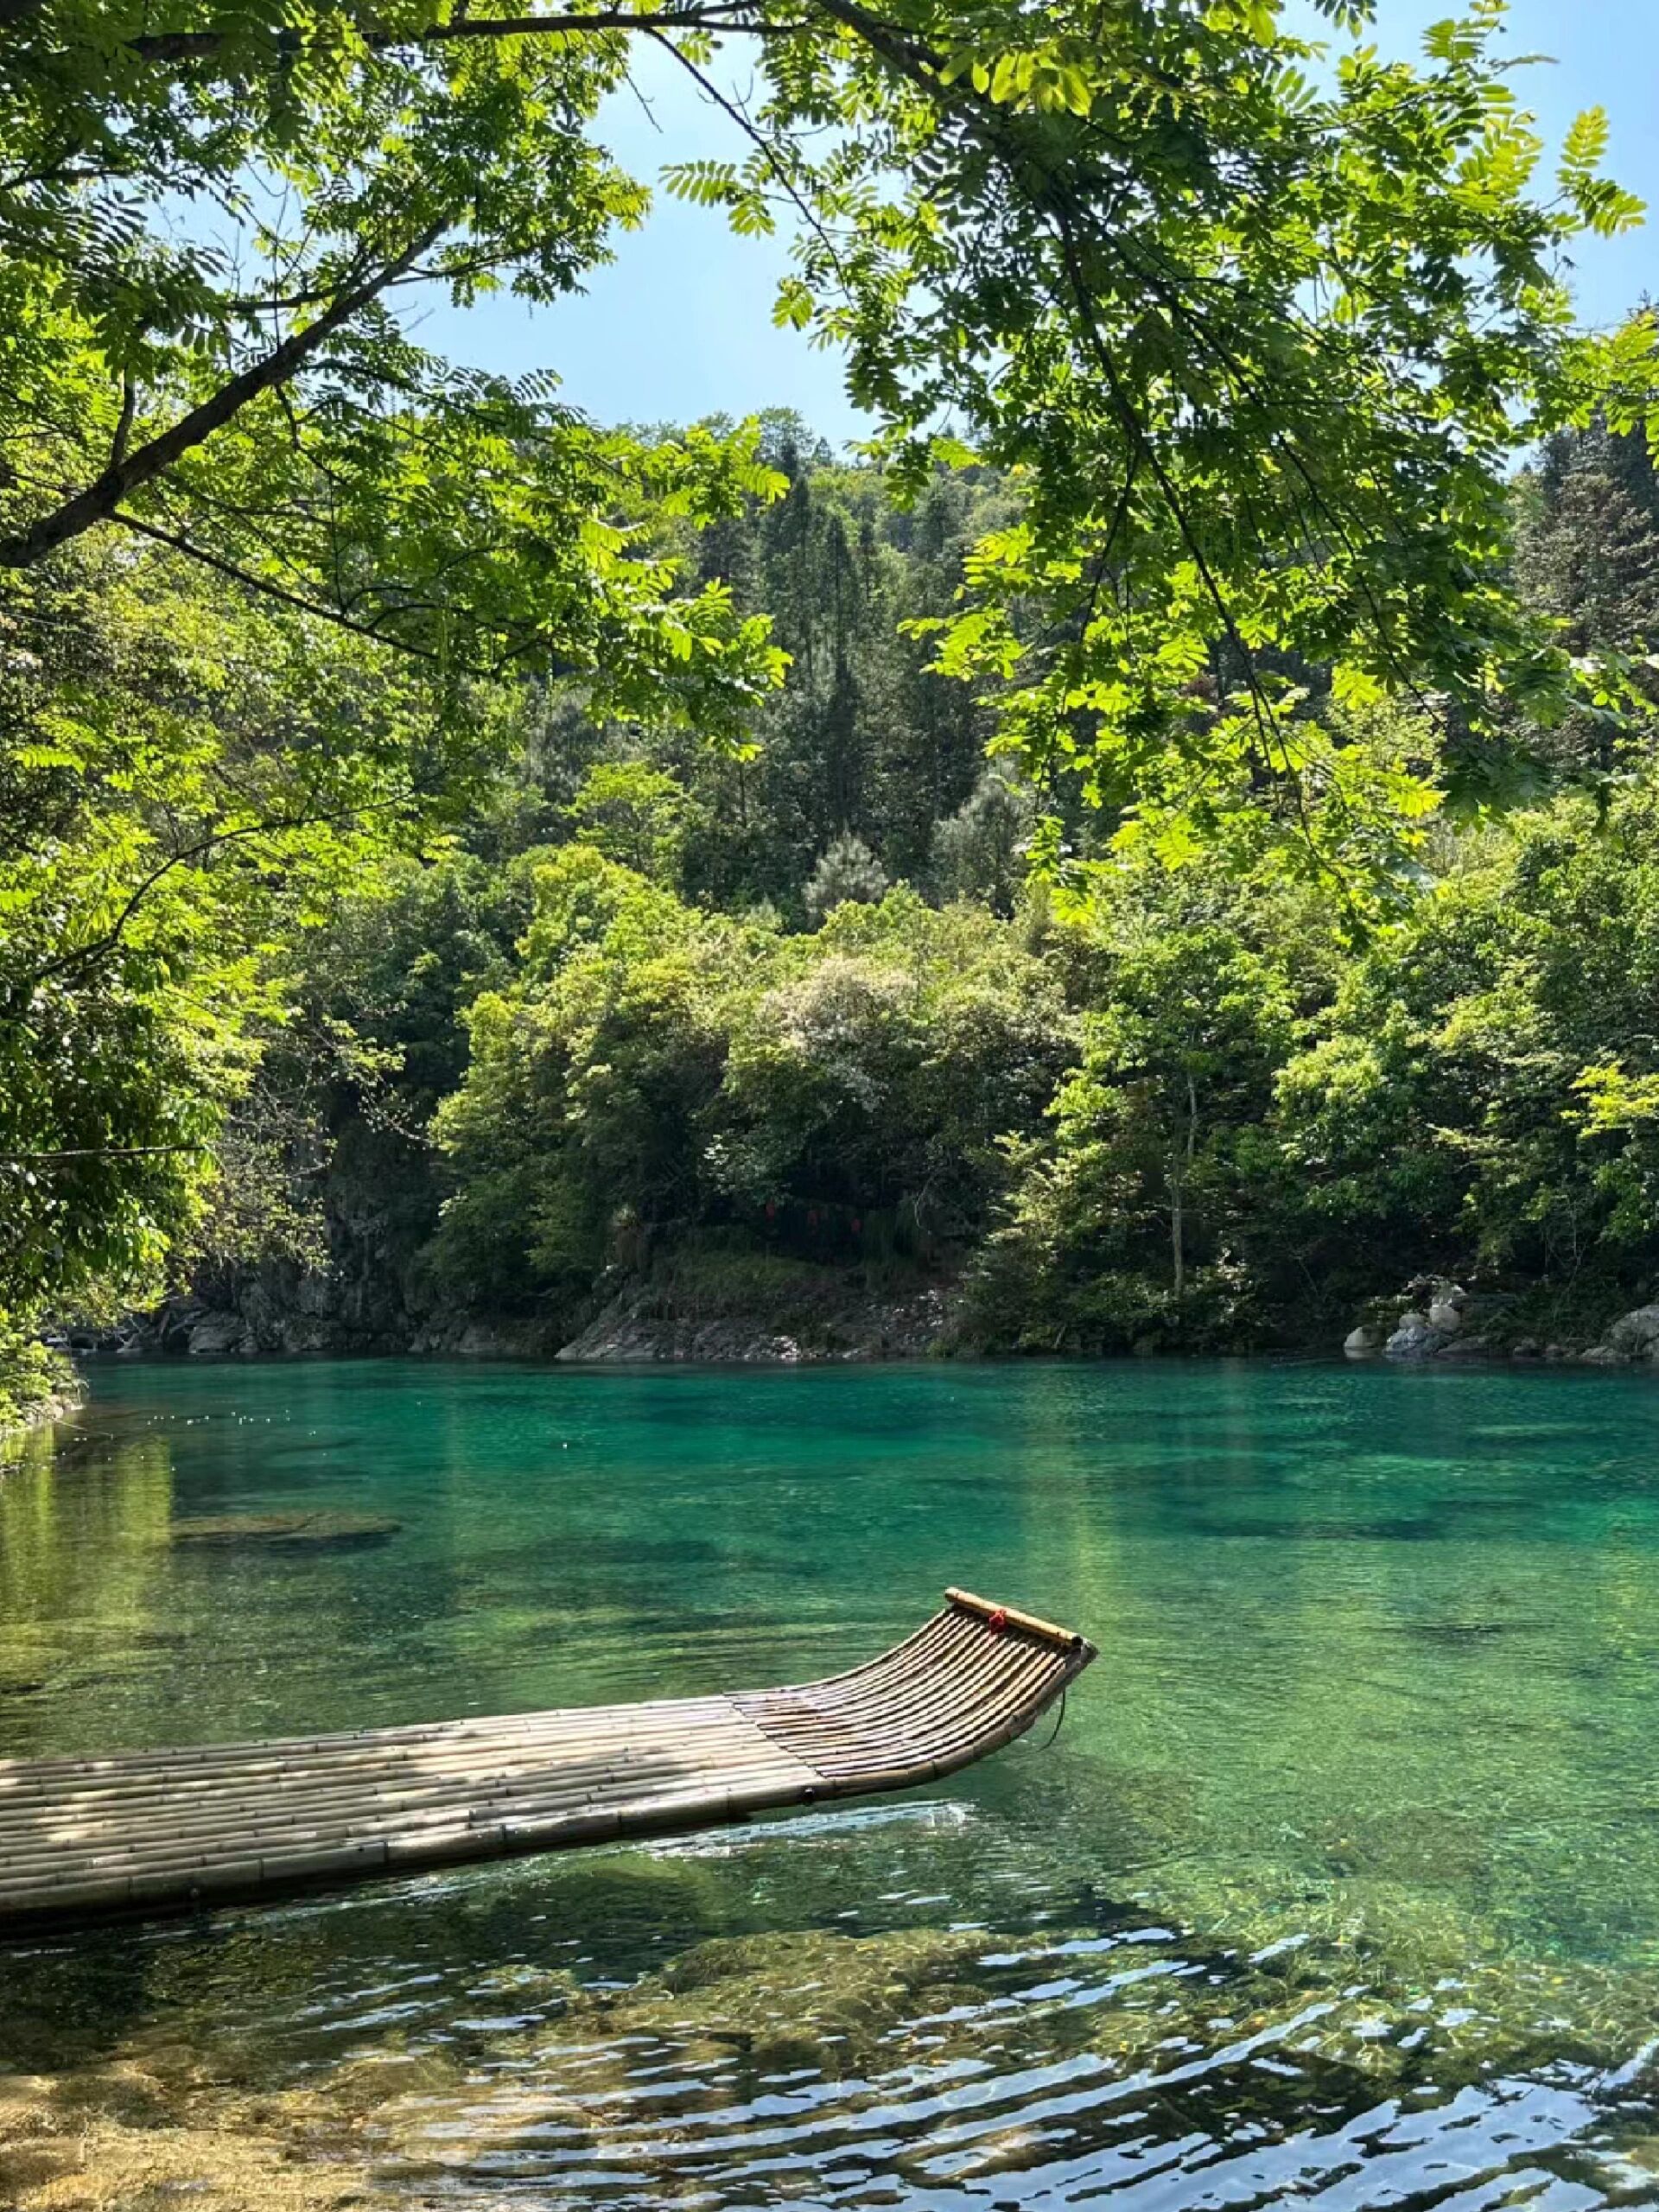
0,1589,1094,1928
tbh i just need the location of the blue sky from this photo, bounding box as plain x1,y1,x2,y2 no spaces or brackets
406,3,1659,448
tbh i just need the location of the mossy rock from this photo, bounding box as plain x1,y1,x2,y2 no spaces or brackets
168,1512,402,1550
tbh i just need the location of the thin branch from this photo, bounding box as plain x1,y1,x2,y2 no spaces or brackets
1052,213,1274,734
109,375,137,470
128,7,797,62
225,244,522,315
20,802,395,998
108,508,451,664
0,1146,207,1163
643,27,850,287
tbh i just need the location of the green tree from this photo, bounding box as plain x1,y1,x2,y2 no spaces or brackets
803,831,889,920
0,5,791,1382
1513,424,1659,773
430,847,747,1309
971,855,1338,1350
715,890,1072,1243
1520,431,1659,656
7,0,1659,1399
565,760,696,882
645,446,1008,909
6,1,1651,795
0,534,449,1328
1275,780,1659,1319
931,767,1034,912
429,861,1071,1313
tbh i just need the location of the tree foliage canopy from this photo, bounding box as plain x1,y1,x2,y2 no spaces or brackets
4,0,1656,797
6,0,1659,1386
35,412,1659,1370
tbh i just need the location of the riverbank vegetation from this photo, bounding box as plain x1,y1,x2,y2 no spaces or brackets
61,415,1659,1365
7,1,1659,1407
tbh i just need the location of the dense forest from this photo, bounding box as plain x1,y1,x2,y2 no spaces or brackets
29,410,1659,1376
8,0,1659,1424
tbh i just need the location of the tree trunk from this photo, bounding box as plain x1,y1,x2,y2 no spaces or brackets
1171,1075,1198,1300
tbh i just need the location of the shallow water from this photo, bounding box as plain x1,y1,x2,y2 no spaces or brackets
6,1357,1659,2208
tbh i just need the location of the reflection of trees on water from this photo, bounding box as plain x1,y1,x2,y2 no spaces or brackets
0,1429,175,1761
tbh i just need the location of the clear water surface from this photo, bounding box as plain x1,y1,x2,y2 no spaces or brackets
4,1357,1659,2208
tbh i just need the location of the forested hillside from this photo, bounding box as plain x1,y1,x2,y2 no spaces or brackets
77,411,1659,1370
10,0,1659,1421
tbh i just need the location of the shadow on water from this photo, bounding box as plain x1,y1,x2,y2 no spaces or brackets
5,1357,1659,2206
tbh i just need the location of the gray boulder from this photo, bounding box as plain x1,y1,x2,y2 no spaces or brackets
1604,1305,1659,1361
1437,1333,1491,1362
1386,1313,1451,1361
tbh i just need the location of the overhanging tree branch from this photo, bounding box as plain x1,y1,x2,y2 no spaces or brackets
19,802,402,997
0,1146,207,1163
0,222,444,571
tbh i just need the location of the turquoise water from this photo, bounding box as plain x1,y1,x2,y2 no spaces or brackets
6,1358,1659,2207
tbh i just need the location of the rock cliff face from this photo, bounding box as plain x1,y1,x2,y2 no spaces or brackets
95,1262,960,1368
554,1281,955,1365
73,1118,456,1360
73,1259,434,1362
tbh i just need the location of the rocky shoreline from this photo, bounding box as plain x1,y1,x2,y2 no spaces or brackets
1341,1276,1659,1370
46,1266,1659,1376
55,1270,963,1370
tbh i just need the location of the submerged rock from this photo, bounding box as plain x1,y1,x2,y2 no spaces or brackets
169,1512,402,1549
0,2052,388,2210
1435,1332,1492,1362
10,1880,1659,2212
